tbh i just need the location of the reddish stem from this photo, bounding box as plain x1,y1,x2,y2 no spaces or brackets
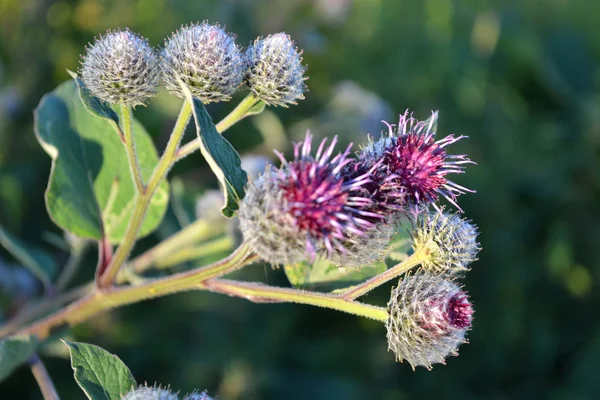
95,237,113,285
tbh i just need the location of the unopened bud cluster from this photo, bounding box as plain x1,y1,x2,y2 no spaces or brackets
80,22,307,106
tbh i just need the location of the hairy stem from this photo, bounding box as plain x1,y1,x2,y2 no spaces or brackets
205,279,389,322
153,235,234,269
340,246,429,300
121,103,145,193
175,94,260,162
16,244,255,341
120,218,220,280
98,100,192,288
29,354,60,400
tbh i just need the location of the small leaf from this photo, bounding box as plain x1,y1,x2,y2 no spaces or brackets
67,71,120,124
244,99,266,117
182,86,247,218
63,340,136,400
34,78,169,243
0,335,39,382
284,224,413,292
285,259,388,292
0,226,57,288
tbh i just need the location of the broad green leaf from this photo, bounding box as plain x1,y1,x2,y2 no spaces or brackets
0,226,57,288
67,71,119,124
34,79,169,243
0,335,38,382
182,86,247,218
284,223,413,292
63,341,136,400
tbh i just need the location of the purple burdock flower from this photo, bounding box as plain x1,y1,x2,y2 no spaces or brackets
238,132,383,266
386,274,474,369
359,111,475,212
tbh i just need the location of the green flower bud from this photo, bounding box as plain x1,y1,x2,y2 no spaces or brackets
412,210,480,276
80,29,160,106
162,22,244,102
386,274,473,370
245,33,307,107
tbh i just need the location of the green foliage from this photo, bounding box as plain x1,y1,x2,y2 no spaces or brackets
34,79,169,244
0,335,38,382
285,259,387,292
63,340,136,400
183,87,247,218
0,226,56,288
284,225,412,292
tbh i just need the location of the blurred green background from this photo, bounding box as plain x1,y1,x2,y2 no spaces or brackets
1,0,599,399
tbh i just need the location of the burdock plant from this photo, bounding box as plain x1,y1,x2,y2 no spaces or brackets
0,20,480,400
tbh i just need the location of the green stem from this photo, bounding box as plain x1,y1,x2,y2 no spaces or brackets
120,218,220,280
175,94,259,162
340,246,429,300
205,279,389,322
16,244,255,341
154,235,234,269
121,103,145,193
29,354,60,400
98,100,193,288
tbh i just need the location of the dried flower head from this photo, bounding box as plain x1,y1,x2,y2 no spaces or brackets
162,22,244,102
386,274,473,369
121,385,178,400
238,132,382,266
246,33,307,107
359,111,474,212
80,29,160,106
412,209,480,276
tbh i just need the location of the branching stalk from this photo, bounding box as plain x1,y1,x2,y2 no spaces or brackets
15,244,255,341
98,100,192,288
340,246,430,300
206,279,389,322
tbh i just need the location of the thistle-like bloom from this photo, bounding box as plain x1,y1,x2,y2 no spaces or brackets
412,209,480,276
121,385,178,400
238,132,381,266
386,275,473,369
246,33,307,107
80,29,160,106
162,22,245,102
359,111,474,212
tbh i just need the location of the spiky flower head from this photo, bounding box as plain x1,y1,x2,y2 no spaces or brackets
162,22,244,102
359,111,474,212
121,385,178,400
386,274,473,370
238,132,382,266
183,391,214,400
412,209,480,276
80,29,160,106
245,33,307,107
